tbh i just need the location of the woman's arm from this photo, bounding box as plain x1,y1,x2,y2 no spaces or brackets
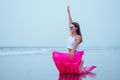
67,6,73,26
69,36,82,58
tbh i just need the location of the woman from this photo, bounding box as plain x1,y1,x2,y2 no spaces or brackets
52,6,96,73
67,5,85,70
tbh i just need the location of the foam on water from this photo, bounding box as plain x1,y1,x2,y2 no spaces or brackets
0,47,120,56
0,47,66,56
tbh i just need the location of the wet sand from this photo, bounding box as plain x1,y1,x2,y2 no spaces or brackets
0,50,120,80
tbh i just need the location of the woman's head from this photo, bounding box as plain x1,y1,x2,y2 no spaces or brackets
69,22,82,42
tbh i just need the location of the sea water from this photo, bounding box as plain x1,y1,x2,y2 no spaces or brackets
0,47,120,80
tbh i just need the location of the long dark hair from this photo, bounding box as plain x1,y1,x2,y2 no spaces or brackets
72,22,83,42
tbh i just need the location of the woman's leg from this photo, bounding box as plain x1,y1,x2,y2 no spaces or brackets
80,60,87,73
80,60,84,67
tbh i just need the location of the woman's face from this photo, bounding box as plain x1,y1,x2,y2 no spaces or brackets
69,24,77,34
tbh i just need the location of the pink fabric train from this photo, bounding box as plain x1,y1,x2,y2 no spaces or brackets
52,50,96,75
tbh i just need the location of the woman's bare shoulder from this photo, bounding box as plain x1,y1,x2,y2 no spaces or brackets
76,35,81,39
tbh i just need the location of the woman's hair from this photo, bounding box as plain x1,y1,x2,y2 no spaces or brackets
72,22,83,42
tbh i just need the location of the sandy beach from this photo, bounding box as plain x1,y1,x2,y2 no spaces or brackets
0,49,120,80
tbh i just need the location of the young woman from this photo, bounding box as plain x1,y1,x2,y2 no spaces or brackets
67,6,85,71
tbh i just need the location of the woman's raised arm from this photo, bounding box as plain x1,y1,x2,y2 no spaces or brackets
67,6,73,26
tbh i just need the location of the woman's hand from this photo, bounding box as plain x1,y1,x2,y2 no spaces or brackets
67,5,70,12
69,50,75,59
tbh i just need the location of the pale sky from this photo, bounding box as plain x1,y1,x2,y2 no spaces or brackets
0,0,120,48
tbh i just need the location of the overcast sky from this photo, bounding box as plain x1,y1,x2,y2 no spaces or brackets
0,0,120,48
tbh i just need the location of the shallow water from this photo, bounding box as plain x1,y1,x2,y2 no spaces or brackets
0,47,120,80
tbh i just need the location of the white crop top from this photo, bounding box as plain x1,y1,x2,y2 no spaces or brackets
67,36,80,51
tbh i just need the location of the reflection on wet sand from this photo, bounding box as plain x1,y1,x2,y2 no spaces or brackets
58,72,96,80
